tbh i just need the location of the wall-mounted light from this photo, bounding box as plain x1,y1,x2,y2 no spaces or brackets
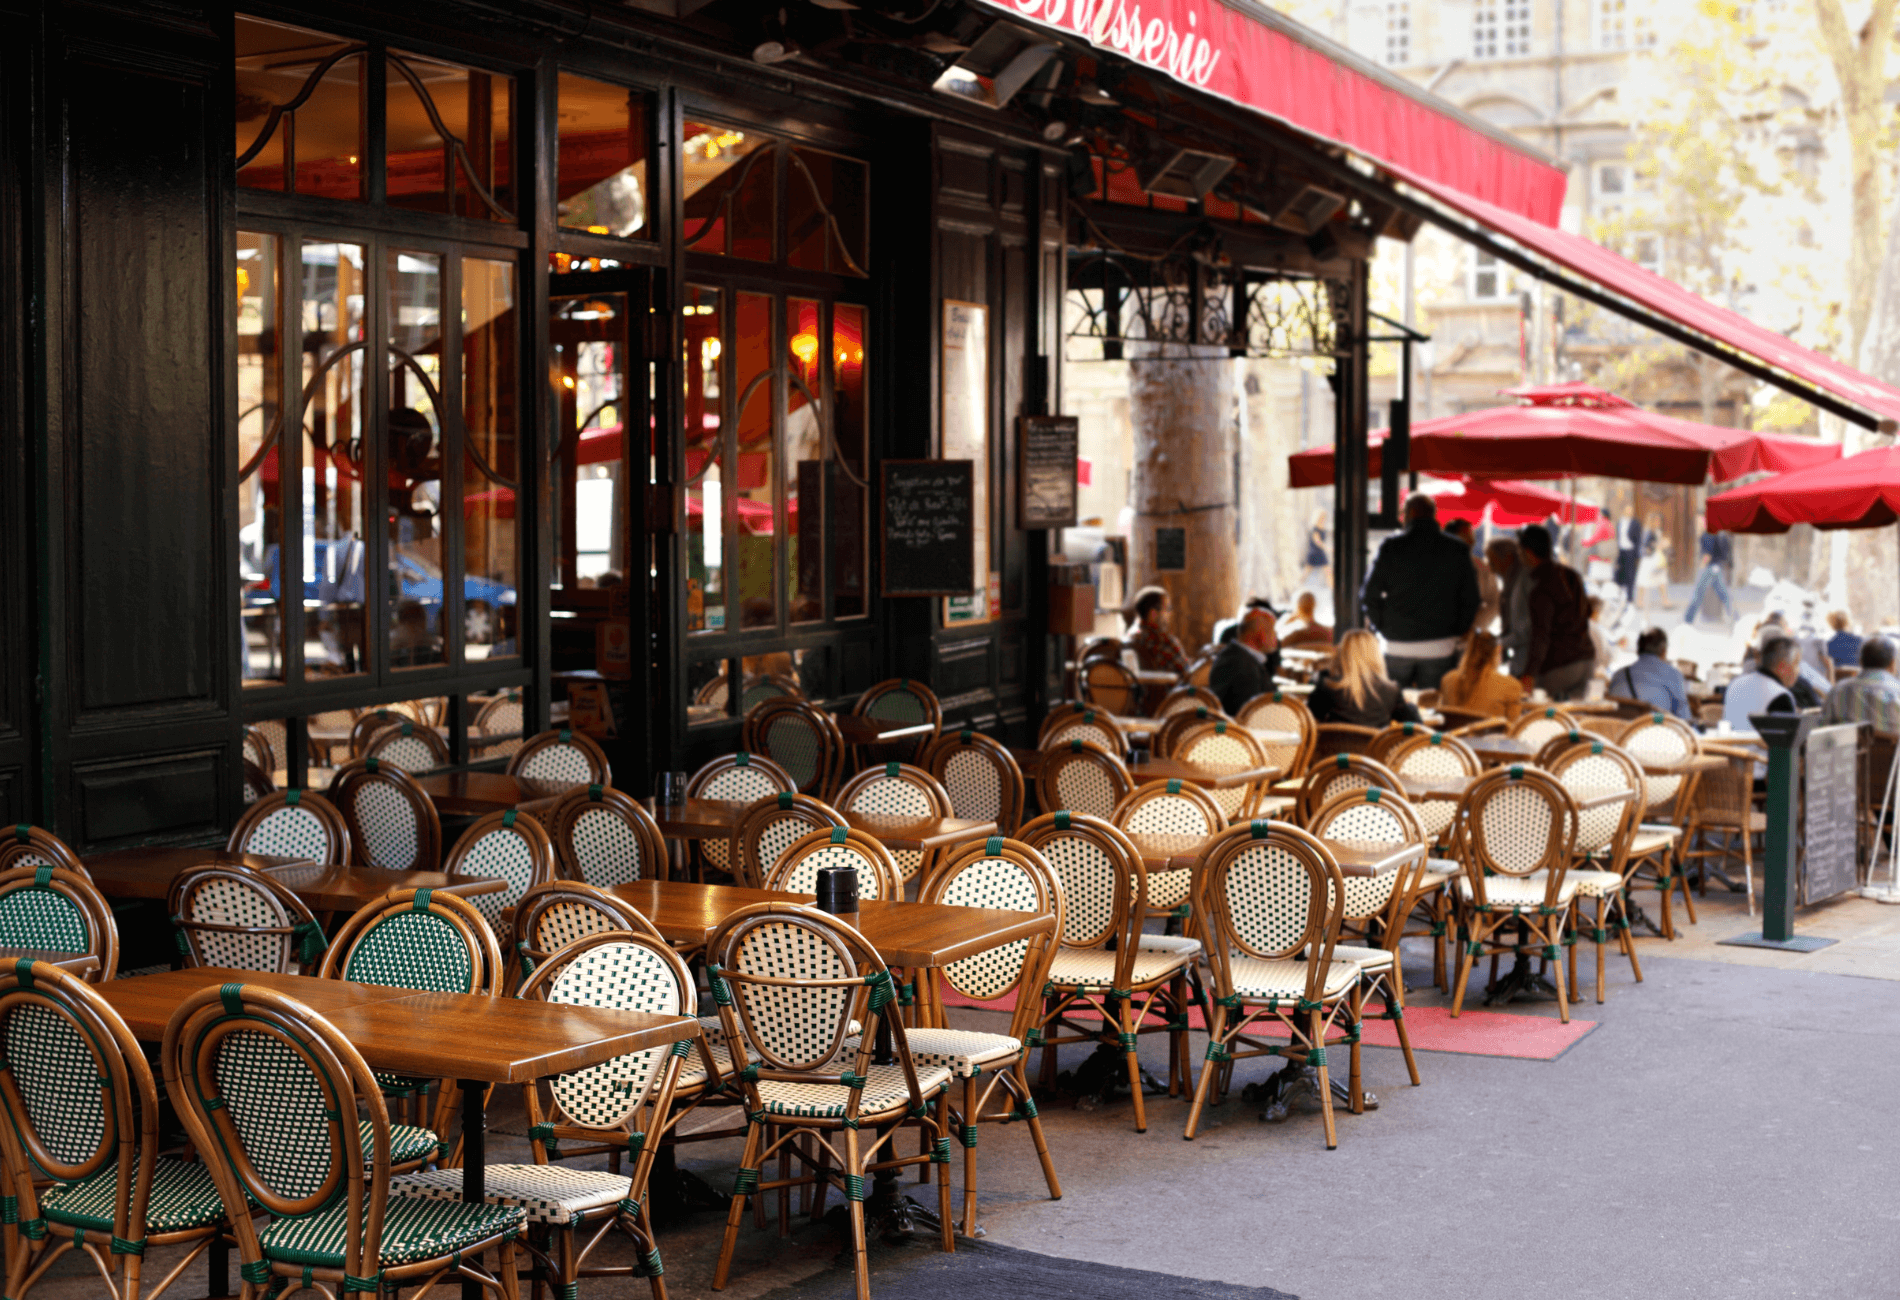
1135,146,1236,201
931,21,1058,109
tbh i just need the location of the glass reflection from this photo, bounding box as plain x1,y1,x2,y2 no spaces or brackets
386,248,445,669
552,293,629,591
682,121,773,262
557,74,649,238
831,303,868,618
300,241,367,677
463,257,519,659
683,285,724,633
235,15,363,199
787,149,868,276
733,292,775,630
386,50,514,221
787,297,822,624
237,232,284,682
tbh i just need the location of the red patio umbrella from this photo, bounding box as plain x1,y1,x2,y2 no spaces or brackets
1705,445,1900,533
1426,475,1603,526
1287,393,1840,487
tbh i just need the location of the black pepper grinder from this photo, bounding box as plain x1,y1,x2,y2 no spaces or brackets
814,864,860,930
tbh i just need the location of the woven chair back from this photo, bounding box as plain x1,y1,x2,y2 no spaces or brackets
742,698,842,795
1038,707,1127,757
834,763,953,885
1034,741,1133,819
0,824,88,878
511,880,666,982
918,837,1062,1036
1195,822,1344,1008
919,730,1025,835
444,809,558,931
547,785,668,890
854,678,944,732
1549,740,1643,861
1385,733,1480,842
242,760,276,805
1295,753,1404,827
471,692,524,758
328,760,441,871
1533,728,1595,768
1112,779,1225,837
1507,706,1580,751
518,931,698,1132
1175,720,1271,820
1615,712,1699,817
688,752,796,873
740,673,803,712
228,788,353,865
361,720,450,774
169,863,326,974
1454,767,1578,909
1150,706,1228,760
1016,811,1144,954
1237,690,1316,760
1078,659,1141,715
243,723,279,775
1307,789,1426,924
734,793,847,890
0,865,117,981
320,887,503,998
347,709,413,757
507,728,613,789
1367,721,1439,764
1156,686,1222,719
766,827,900,901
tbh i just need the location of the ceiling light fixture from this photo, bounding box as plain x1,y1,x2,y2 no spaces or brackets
931,21,1058,109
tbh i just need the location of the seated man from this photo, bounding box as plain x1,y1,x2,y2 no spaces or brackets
1759,631,1829,709
1123,586,1190,676
1209,607,1280,716
1608,627,1690,720
1279,590,1333,647
1723,635,1803,734
1822,635,1900,732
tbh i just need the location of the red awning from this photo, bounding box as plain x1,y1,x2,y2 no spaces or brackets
1390,163,1900,430
978,1,1564,224
1706,446,1900,533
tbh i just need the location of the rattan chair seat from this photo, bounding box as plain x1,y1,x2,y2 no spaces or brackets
1045,946,1195,991
1226,954,1357,1001
1134,932,1203,959
390,1163,630,1227
1328,943,1394,972
843,1027,1022,1080
43,1156,228,1233
753,1063,953,1120
1455,875,1581,910
256,1193,525,1270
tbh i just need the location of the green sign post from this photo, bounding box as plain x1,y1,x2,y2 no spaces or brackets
1718,712,1838,953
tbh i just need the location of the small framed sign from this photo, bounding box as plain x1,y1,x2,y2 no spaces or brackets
1155,526,1187,572
880,459,976,597
1019,414,1079,529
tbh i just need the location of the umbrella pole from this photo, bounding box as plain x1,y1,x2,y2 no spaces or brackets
1570,478,1579,568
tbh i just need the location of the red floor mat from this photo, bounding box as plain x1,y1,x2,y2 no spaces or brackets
937,989,1596,1061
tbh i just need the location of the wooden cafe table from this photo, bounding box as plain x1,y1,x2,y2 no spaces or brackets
414,770,574,817
1128,756,1281,789
829,713,938,746
96,966,693,1300
1461,733,1534,764
82,846,504,913
644,798,995,857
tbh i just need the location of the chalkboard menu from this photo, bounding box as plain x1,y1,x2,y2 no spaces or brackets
880,459,975,597
1155,526,1187,572
1019,415,1079,529
1802,723,1861,902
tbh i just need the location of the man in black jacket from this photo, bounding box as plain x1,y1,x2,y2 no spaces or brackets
1360,495,1481,689
1209,608,1279,715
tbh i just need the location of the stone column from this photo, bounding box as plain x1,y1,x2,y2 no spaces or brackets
1125,342,1240,649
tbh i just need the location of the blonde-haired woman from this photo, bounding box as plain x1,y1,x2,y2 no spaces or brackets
1436,630,1524,718
1308,629,1420,728
1636,512,1671,611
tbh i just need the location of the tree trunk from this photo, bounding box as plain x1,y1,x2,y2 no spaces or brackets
1126,344,1240,650
1839,124,1900,630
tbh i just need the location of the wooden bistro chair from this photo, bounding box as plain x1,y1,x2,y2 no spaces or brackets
346,708,414,758
168,861,328,975
443,808,559,934
388,931,701,1300
1111,778,1227,935
1174,718,1274,821
1018,812,1197,1133
906,837,1064,1238
161,983,523,1300
319,888,506,1166
227,787,352,865
739,673,803,713
707,903,957,1299
686,752,796,880
764,827,901,902
743,698,844,797
0,864,117,982
509,880,668,988
1237,690,1317,778
1616,712,1707,936
1294,753,1405,827
546,784,670,890
1036,707,1128,759
1305,788,1429,1089
1182,821,1363,1149
1534,728,1596,769
1149,706,1229,761
733,793,847,890
1548,740,1646,1005
243,722,280,775
1366,720,1438,765
0,824,88,878
329,759,442,872
1508,705,1580,752
1156,685,1223,719
1311,722,1380,764
1380,735,1479,988
919,729,1025,837
241,759,276,805
0,961,227,1300
507,727,613,790
1681,745,1767,919
1034,740,1134,820
850,678,945,764
1449,766,1583,1024
470,690,524,758
360,719,451,774
834,762,956,886
1078,658,1143,715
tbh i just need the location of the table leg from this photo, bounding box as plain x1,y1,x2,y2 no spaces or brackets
460,1079,485,1300
1482,920,1560,1006
210,1236,229,1299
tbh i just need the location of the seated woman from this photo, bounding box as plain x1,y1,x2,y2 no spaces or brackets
1124,585,1190,676
1436,631,1524,719
1308,629,1420,729
1279,591,1333,647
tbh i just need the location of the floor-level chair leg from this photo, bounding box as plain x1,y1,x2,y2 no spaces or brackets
843,1128,871,1300
1387,965,1420,1087
959,1075,979,1237
1017,1061,1061,1200
1183,1006,1224,1139
1310,1008,1338,1150
1346,987,1363,1116
935,1092,955,1254
711,1120,764,1291
1119,996,1147,1133
1450,926,1478,1018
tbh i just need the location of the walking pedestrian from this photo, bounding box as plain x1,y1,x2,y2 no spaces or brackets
1825,610,1864,670
1635,512,1671,612
1517,524,1596,702
1683,527,1737,625
1486,537,1531,677
1447,518,1499,632
1613,512,1643,603
1359,494,1479,690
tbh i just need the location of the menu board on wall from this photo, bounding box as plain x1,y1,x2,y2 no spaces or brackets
880,460,975,597
1802,723,1861,902
1019,415,1079,529
941,300,990,624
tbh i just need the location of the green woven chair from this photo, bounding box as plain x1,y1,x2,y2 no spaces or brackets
319,888,505,1168
1548,740,1645,1006
849,678,943,766
547,784,672,891
360,720,451,775
443,808,557,933
1182,820,1363,1149
732,793,846,891
685,753,794,880
0,959,225,1300
167,862,328,975
327,760,441,873
0,865,117,983
509,879,667,988
833,763,954,885
0,825,89,878
506,728,612,789
707,902,956,1298
763,827,900,901
741,699,843,798
391,931,703,1299
161,981,522,1300
225,788,352,865
919,730,1025,837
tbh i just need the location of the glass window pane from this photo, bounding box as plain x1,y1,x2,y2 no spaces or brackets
386,248,445,669
552,293,628,592
684,285,723,633
682,122,773,261
386,51,514,221
831,302,868,619
236,15,363,199
462,257,520,661
786,297,822,624
237,232,285,683
557,73,650,239
300,241,367,678
733,291,775,630
787,149,868,276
